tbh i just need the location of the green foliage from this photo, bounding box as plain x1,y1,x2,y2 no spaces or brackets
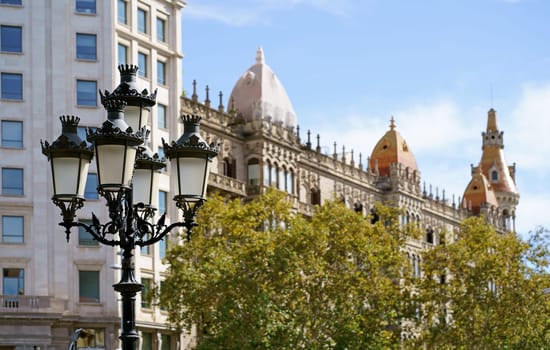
161,190,413,349
414,218,550,349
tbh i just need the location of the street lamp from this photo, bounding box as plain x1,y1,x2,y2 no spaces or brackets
41,65,218,350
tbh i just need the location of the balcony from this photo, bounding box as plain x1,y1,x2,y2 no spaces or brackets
208,172,247,197
0,295,51,312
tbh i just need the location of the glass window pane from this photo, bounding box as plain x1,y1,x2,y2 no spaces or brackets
141,278,152,308
117,43,127,66
141,333,153,350
157,61,165,85
159,238,166,259
2,216,23,243
76,328,105,348
84,173,98,199
1,73,23,100
158,190,167,214
78,219,98,246
76,33,97,60
76,0,96,14
2,168,23,195
156,18,165,42
1,120,22,148
137,8,147,33
157,104,166,129
1,25,22,53
79,270,99,303
76,80,97,106
117,0,127,24
161,334,171,350
3,268,24,295
138,53,147,77
0,0,22,5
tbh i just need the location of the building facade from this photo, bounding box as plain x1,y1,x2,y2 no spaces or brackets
0,1,519,349
0,0,185,348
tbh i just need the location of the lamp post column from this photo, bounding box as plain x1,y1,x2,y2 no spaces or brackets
114,244,142,350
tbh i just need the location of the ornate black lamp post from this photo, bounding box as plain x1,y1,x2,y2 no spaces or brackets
41,65,218,349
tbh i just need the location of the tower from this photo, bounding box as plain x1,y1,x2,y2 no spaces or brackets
463,109,519,231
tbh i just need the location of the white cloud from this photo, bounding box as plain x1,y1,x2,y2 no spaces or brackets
507,83,550,171
515,193,550,236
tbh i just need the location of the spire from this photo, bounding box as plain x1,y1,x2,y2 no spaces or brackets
316,134,321,153
487,108,498,132
256,46,265,64
192,79,198,102
390,116,396,130
218,91,224,112
204,85,211,108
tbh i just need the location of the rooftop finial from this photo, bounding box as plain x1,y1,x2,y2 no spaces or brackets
256,46,265,64
218,91,224,112
306,130,312,149
205,85,211,108
390,116,396,130
192,79,198,102
316,134,321,153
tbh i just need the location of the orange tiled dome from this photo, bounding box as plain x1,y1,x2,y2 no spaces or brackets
369,117,418,177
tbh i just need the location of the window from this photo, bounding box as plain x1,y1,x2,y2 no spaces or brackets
76,79,97,106
157,104,166,129
1,73,22,100
311,188,321,205
2,216,23,243
117,0,127,24
0,0,22,5
158,190,167,214
141,332,153,350
2,168,23,195
1,25,22,53
1,120,22,148
137,8,147,33
141,233,151,255
3,268,24,296
76,329,105,349
156,17,165,42
76,33,96,60
84,173,98,199
247,159,260,187
78,219,98,246
161,334,171,350
138,52,147,77
491,170,498,181
159,237,166,259
79,270,100,303
157,146,164,159
223,158,236,179
141,277,152,308
157,60,166,85
117,43,128,66
75,0,96,14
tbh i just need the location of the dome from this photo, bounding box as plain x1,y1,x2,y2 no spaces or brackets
228,47,297,129
369,118,418,176
462,166,499,215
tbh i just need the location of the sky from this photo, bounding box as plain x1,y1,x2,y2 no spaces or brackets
179,0,550,236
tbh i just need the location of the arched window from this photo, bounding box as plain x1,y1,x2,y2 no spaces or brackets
491,170,498,181
426,228,434,244
247,158,260,187
286,170,294,194
271,163,278,187
223,157,236,178
278,167,286,191
311,188,321,205
263,161,271,186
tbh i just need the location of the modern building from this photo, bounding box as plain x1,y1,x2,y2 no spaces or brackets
0,1,519,349
0,0,185,348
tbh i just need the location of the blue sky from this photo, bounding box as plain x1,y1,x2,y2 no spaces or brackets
180,0,550,235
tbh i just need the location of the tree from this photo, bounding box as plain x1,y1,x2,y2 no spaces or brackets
414,218,550,349
161,190,414,349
